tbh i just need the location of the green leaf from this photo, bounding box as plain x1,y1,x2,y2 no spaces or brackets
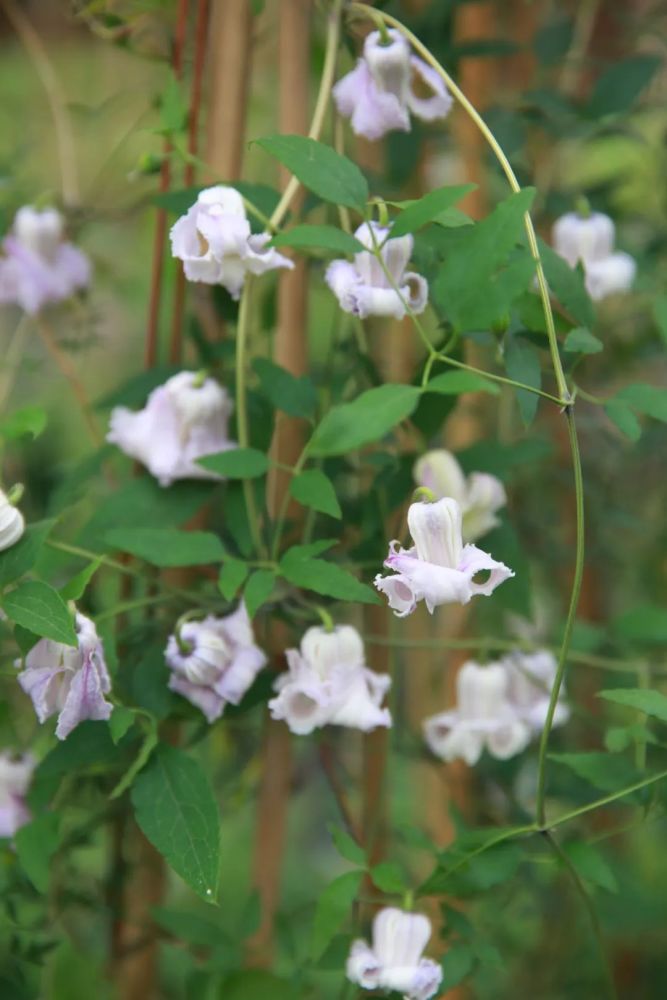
308,384,421,457
2,581,77,646
328,823,366,867
564,327,603,354
599,688,667,724
549,752,641,793
60,558,103,601
104,528,225,567
253,358,317,419
280,550,379,604
504,336,541,426
588,55,662,118
390,184,476,237
131,743,220,901
538,239,595,328
311,871,362,960
244,569,276,618
218,972,295,1000
15,813,61,892
197,448,269,479
109,706,136,744
425,370,500,396
0,405,47,440
159,72,187,133
652,293,667,347
110,720,159,800
270,225,364,255
604,400,641,441
370,861,408,894
0,519,55,588
255,134,368,210
563,841,618,893
289,470,341,519
612,604,667,644
440,943,475,990
218,558,249,601
151,906,230,949
616,383,667,422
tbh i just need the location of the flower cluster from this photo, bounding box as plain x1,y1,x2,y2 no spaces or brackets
0,752,35,839
414,449,506,542
165,605,267,723
170,185,292,298
423,650,569,765
346,907,443,1000
0,206,91,315
269,625,391,734
552,210,636,302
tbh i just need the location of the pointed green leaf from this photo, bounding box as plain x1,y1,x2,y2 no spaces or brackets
311,871,362,960
270,225,364,254
2,581,77,646
197,448,269,479
255,134,368,209
218,557,249,601
564,327,603,354
104,527,225,567
308,384,421,457
390,184,476,237
244,569,277,618
599,688,667,724
289,470,341,519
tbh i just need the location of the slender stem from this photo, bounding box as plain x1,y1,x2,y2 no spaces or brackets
432,350,567,405
542,831,617,1000
0,315,31,413
423,824,537,890
235,279,264,555
268,0,344,232
319,741,362,841
95,592,177,623
550,768,667,830
535,411,585,825
270,447,307,561
35,317,103,447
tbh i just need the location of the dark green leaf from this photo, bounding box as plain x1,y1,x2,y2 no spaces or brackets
538,238,595,328
280,550,379,604
131,744,220,901
270,225,364,254
0,406,47,440
604,401,641,441
425,370,500,396
289,470,341,519
159,73,187,133
218,558,249,601
652,294,667,347
255,135,368,210
218,971,295,1000
151,906,230,949
244,569,276,618
60,559,102,601
616,384,667,422
15,813,61,892
440,943,475,990
549,752,641,793
588,55,662,118
311,871,362,960
328,823,366,867
104,528,225,567
564,327,603,354
390,184,476,237
612,604,667,644
253,358,317,418
563,841,618,893
197,448,269,479
504,336,541,426
2,581,77,646
0,519,55,588
109,706,136,744
308,384,421,457
370,861,408,894
599,688,667,724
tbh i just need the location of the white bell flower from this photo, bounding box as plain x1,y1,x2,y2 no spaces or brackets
501,649,570,733
346,907,443,1000
551,210,636,301
0,488,25,552
414,449,506,542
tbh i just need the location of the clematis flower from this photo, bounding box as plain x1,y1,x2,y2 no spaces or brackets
0,488,25,552
170,185,293,298
414,449,506,542
16,612,112,741
0,205,91,315
333,28,452,141
552,211,636,302
501,649,570,733
0,752,35,839
268,625,391,735
165,604,266,723
375,498,513,617
325,221,428,320
107,370,236,487
346,907,443,1000
423,661,531,765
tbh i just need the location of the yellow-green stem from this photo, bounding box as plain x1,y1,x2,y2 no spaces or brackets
235,278,264,556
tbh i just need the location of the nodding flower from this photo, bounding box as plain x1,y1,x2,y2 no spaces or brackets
414,449,506,542
0,488,25,552
0,752,35,839
552,210,635,302
346,907,443,1000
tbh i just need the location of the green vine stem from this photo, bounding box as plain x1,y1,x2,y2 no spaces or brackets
235,277,264,556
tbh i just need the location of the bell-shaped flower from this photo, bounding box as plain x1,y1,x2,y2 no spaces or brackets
0,752,35,839
333,28,452,141
375,498,513,617
552,211,635,302
325,221,428,320
16,612,112,741
107,370,236,487
346,907,443,1000
423,661,531,765
0,206,91,315
0,488,25,552
170,185,293,299
268,625,391,735
165,604,266,723
501,649,570,733
414,449,506,542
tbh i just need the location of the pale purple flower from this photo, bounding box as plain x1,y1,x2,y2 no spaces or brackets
552,211,636,301
16,612,112,741
170,185,293,298
375,498,513,617
423,661,531,765
325,221,428,320
0,752,35,839
334,28,452,141
107,370,236,487
414,449,506,542
501,649,569,733
0,206,91,315
165,604,266,723
268,625,391,735
0,488,25,552
346,907,443,1000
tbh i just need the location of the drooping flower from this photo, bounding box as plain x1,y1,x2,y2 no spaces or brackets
0,488,25,552
325,221,428,320
333,28,452,141
423,661,531,765
375,498,513,617
268,625,391,735
0,752,35,839
346,907,443,1000
501,648,570,733
0,205,91,315
170,185,293,298
165,605,266,723
552,211,636,302
107,370,236,487
414,449,506,542
16,612,112,741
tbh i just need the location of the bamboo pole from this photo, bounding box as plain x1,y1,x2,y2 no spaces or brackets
205,0,253,181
